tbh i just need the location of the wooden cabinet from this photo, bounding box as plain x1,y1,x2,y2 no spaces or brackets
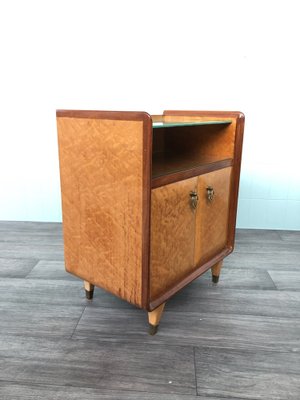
57,110,244,334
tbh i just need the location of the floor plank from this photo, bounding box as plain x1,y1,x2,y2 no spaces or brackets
224,251,300,270
195,346,300,399
0,230,62,244
277,230,300,242
0,383,203,400
168,285,300,318
72,307,300,352
0,257,38,278
0,242,64,260
234,229,282,243
198,268,276,290
26,260,77,280
268,270,300,291
0,278,134,308
0,221,62,232
233,240,300,255
0,336,196,395
0,302,84,338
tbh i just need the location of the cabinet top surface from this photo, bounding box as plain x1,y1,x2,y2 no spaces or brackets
152,120,232,129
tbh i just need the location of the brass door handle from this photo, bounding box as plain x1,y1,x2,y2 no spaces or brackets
206,186,215,202
190,191,198,210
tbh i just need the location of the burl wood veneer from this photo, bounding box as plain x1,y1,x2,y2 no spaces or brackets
57,109,244,334
150,177,198,300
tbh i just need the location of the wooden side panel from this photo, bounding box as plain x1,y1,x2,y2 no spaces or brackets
150,177,197,301
57,114,150,308
194,167,232,265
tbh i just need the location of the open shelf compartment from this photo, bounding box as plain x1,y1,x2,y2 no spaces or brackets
151,118,234,188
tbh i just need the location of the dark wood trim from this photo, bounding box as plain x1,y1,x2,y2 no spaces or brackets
227,114,245,249
149,246,232,311
141,115,152,310
152,158,233,189
56,109,151,122
164,110,245,119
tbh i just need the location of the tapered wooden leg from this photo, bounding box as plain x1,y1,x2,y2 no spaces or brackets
211,261,223,284
148,303,165,335
84,281,94,300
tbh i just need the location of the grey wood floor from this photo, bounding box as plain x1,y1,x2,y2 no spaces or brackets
0,222,300,399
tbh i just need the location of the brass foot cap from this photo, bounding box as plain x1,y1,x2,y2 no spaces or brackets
85,289,94,300
212,275,219,284
148,324,159,335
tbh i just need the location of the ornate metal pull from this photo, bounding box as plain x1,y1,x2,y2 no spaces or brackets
206,186,215,202
190,191,198,210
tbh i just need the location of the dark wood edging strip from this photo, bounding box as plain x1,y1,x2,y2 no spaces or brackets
152,159,233,189
56,109,151,122
163,110,245,119
149,246,232,311
227,114,245,250
141,115,152,309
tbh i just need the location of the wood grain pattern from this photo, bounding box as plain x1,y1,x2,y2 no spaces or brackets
163,110,245,252
0,335,196,395
149,248,231,310
150,177,197,302
227,113,245,249
0,302,84,338
84,281,94,292
56,110,244,314
163,115,237,160
167,282,295,317
163,110,244,119
73,302,300,352
57,109,151,121
199,267,276,290
148,303,165,326
211,261,223,279
194,168,232,265
267,270,300,291
0,383,202,400
0,242,64,260
151,114,165,123
152,155,232,188
195,346,300,399
57,112,151,308
0,258,38,278
26,260,78,281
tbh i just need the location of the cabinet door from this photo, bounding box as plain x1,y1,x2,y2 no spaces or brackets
194,167,232,265
150,177,197,301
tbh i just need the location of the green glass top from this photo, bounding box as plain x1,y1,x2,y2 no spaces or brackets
152,120,232,129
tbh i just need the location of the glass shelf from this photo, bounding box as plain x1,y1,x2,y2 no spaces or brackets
152,120,232,129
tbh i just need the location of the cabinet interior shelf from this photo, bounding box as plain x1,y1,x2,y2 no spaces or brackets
152,120,232,129
152,153,233,188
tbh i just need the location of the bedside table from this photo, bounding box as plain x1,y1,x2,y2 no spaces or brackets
57,110,244,334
